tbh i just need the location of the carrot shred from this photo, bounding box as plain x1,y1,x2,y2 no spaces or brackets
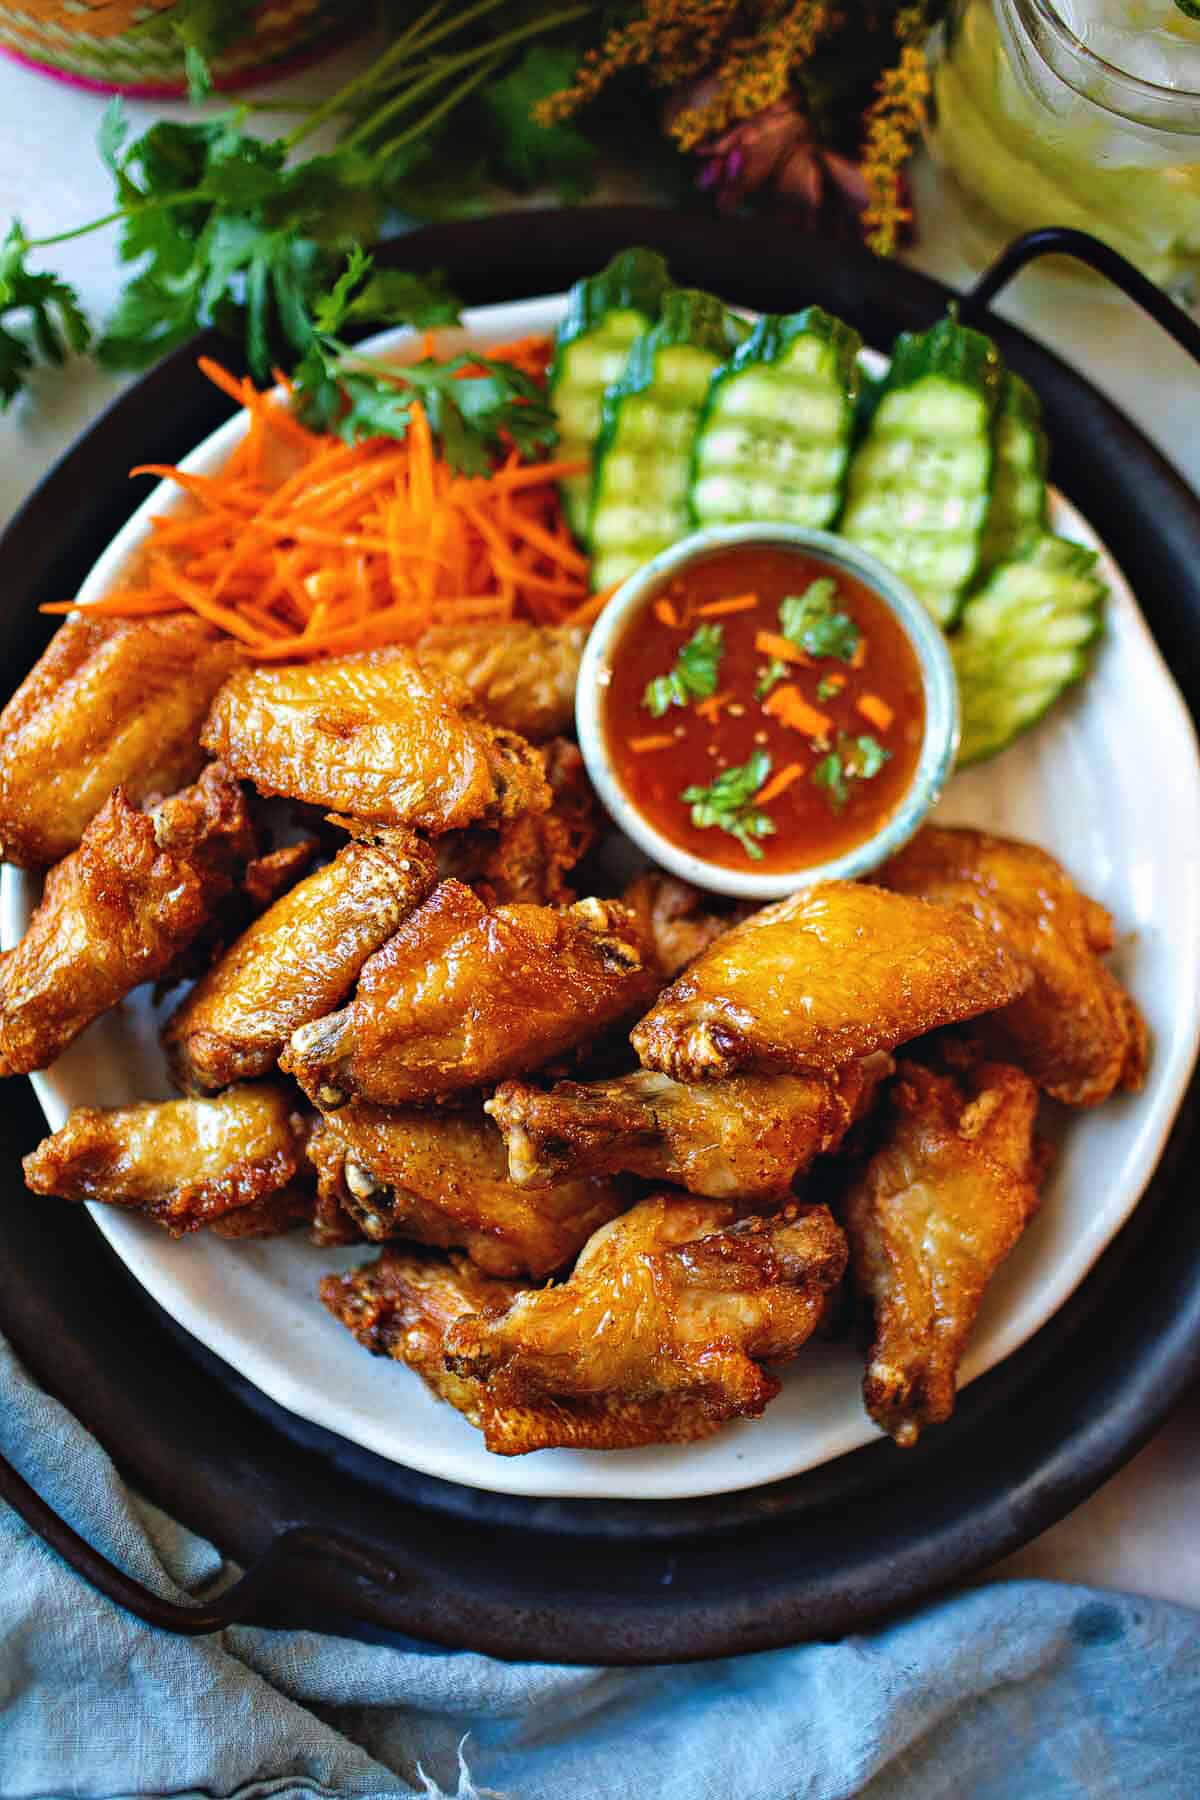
851,636,868,670
654,597,679,628
754,630,811,666
763,685,833,740
695,690,733,724
856,692,894,732
819,670,847,694
628,733,677,753
755,762,805,805
696,593,758,618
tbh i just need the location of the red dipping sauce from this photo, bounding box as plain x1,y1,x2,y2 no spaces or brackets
601,545,926,875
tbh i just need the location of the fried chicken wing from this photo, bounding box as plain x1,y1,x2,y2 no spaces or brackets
621,872,747,978
437,738,597,905
879,825,1147,1106
631,881,1029,1082
439,1196,848,1454
415,619,584,741
307,1102,628,1277
487,1058,887,1201
22,1083,309,1236
0,614,238,868
163,830,438,1092
201,645,550,834
0,763,255,1076
284,883,660,1107
843,1057,1043,1446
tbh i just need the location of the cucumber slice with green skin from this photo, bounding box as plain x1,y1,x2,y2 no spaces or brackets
839,314,1003,627
953,534,1106,766
588,288,748,593
977,371,1049,573
549,248,671,544
687,307,863,532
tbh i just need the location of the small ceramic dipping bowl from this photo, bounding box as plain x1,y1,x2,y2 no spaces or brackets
575,523,959,901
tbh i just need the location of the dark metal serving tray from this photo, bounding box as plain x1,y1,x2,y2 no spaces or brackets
1,208,1198,1664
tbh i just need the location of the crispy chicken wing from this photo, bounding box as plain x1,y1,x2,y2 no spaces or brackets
307,1102,628,1277
631,881,1029,1083
415,619,584,741
843,1057,1044,1446
284,883,660,1107
201,645,550,834
879,825,1147,1106
437,739,597,906
163,829,438,1092
0,614,238,868
23,1083,309,1236
0,763,255,1076
621,872,747,979
487,1058,888,1201
441,1196,848,1454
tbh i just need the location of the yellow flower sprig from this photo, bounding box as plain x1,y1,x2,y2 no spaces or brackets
859,42,931,256
535,0,741,125
670,2,839,151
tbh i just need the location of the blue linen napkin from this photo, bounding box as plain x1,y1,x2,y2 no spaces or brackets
2,1329,1198,1800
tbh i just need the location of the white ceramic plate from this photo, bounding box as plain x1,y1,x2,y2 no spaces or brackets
4,295,1200,1502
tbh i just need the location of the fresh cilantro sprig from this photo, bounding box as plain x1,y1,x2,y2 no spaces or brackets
682,749,775,861
778,578,861,663
813,733,891,811
0,224,91,404
644,623,724,718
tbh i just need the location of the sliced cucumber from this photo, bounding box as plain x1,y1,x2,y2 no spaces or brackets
687,307,862,532
953,534,1106,766
589,288,747,593
978,371,1049,573
839,314,1003,627
549,248,671,544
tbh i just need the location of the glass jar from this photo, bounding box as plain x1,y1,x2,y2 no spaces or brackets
925,0,1200,297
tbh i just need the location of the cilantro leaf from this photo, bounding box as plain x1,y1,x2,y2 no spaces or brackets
682,750,776,861
756,657,789,700
778,578,861,663
0,224,92,404
812,752,848,810
852,733,890,779
644,623,724,718
483,46,597,201
816,674,841,701
812,732,892,812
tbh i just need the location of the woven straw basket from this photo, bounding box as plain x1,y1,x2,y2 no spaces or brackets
0,1,358,95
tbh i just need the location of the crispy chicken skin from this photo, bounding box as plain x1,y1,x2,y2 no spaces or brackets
631,881,1029,1083
879,825,1147,1107
438,1196,849,1454
201,645,550,834
307,1102,628,1277
843,1057,1043,1446
0,614,238,868
23,1083,309,1236
163,830,438,1092
415,619,584,741
437,738,597,906
487,1061,884,1201
621,872,746,979
284,882,660,1108
0,763,255,1077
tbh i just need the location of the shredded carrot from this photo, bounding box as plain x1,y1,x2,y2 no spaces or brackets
566,583,619,627
754,630,811,666
819,670,847,694
654,596,679,628
856,692,894,732
755,762,805,805
628,733,677,753
851,636,868,670
695,690,733,724
696,592,758,618
44,344,607,657
763,684,834,740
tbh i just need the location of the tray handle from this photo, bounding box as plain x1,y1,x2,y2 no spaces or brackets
0,1442,396,1634
959,226,1200,366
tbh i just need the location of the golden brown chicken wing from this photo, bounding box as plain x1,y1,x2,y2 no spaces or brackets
631,881,1029,1083
284,883,660,1108
415,619,584,741
163,830,438,1092
201,645,550,834
307,1101,628,1277
437,738,597,906
843,1057,1044,1447
0,763,255,1077
0,614,239,868
22,1082,310,1236
879,825,1147,1106
621,872,747,979
486,1059,887,1201
441,1195,848,1454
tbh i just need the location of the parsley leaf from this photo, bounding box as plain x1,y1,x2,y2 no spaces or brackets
812,732,892,812
682,750,775,861
644,623,724,718
778,578,861,663
0,223,91,405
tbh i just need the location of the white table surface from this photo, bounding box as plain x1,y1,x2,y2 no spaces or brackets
0,47,1196,1612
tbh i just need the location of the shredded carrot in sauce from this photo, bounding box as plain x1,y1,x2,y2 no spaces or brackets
654,597,679,628
46,343,597,658
695,690,733,724
754,629,811,666
628,733,677,753
763,684,834,740
851,636,869,670
755,762,805,806
696,592,758,618
856,692,895,732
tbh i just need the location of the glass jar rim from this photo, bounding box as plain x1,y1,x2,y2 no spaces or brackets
1012,0,1200,126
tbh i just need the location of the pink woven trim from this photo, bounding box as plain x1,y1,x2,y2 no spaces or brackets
0,30,347,99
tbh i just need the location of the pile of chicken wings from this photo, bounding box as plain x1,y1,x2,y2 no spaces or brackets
1,612,1146,1455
